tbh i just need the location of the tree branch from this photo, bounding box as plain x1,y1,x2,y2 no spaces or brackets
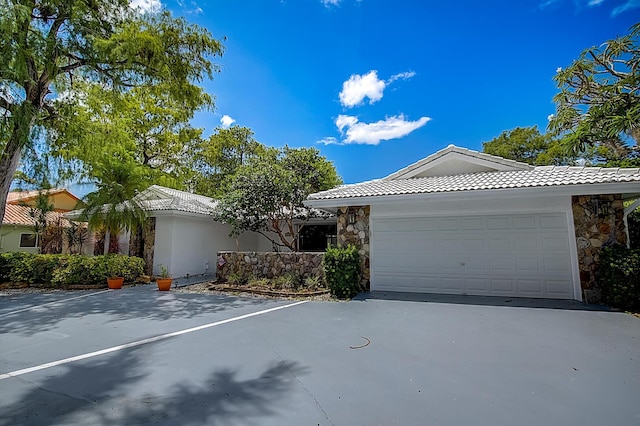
0,94,13,113
588,50,629,79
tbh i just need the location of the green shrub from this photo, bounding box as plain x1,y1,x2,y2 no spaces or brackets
0,252,144,287
597,245,640,311
51,256,107,286
0,252,28,283
227,272,248,285
322,245,361,299
303,275,323,290
103,254,144,282
9,254,68,285
273,273,300,290
247,276,271,289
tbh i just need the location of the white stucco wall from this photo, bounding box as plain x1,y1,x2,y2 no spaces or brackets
152,214,261,278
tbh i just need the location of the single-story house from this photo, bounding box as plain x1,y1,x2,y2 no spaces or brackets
1,189,92,254
304,145,640,302
127,185,335,278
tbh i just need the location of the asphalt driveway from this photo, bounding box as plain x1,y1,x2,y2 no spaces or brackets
0,286,639,426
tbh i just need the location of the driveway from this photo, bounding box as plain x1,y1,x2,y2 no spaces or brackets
0,286,638,426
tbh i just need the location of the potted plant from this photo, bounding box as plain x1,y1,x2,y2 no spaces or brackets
105,255,124,290
156,264,172,291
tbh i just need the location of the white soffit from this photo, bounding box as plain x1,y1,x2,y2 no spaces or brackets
385,145,532,180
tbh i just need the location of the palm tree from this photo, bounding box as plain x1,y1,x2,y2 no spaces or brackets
80,159,148,255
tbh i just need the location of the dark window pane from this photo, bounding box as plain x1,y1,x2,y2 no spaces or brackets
20,234,37,248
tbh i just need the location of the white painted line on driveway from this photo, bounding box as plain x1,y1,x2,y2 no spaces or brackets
0,290,111,318
0,300,308,380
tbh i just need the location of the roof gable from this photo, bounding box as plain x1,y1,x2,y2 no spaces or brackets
385,145,532,180
7,188,81,212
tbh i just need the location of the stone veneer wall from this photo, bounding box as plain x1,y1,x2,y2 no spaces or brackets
572,194,626,301
217,251,324,281
129,217,156,275
337,206,370,290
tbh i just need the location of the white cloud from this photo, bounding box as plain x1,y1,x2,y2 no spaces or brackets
335,114,431,145
336,114,359,132
322,0,341,6
387,71,416,83
339,70,416,108
556,67,563,73
130,0,161,12
220,115,236,129
547,114,555,121
588,0,604,5
339,71,386,107
317,137,339,145
612,0,640,15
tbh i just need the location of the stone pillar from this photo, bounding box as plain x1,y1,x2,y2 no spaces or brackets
139,217,156,275
337,206,370,290
572,194,626,302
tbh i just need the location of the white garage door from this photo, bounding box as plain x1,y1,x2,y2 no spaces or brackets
371,213,575,299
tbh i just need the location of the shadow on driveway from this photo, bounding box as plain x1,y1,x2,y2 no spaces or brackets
0,343,307,426
357,291,611,311
0,286,272,336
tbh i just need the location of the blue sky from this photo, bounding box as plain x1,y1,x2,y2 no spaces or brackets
143,0,638,185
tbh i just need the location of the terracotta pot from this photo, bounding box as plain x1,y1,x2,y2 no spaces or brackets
107,277,124,289
157,278,172,291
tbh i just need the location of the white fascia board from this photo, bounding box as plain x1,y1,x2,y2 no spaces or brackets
305,182,640,209
147,209,217,221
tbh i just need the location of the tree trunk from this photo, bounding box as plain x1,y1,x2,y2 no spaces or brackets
0,118,36,224
0,101,38,224
104,228,111,255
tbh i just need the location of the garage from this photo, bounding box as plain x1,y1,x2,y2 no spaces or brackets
305,145,640,302
370,212,574,299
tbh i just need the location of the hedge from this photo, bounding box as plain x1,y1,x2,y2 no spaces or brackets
597,245,640,311
322,245,361,299
0,253,145,287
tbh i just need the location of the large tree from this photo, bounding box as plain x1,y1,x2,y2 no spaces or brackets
213,147,342,251
51,80,211,189
482,126,579,166
193,125,266,197
548,23,640,155
0,1,223,222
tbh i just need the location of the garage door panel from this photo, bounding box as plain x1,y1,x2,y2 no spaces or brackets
466,278,490,292
518,279,543,294
441,277,464,290
542,236,569,250
489,257,513,272
540,214,567,228
516,257,541,272
513,215,538,229
371,212,575,299
515,238,540,251
490,278,515,292
463,238,485,250
544,257,571,273
462,217,485,230
487,216,511,229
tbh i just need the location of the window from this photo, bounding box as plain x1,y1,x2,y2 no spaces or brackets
19,234,37,248
299,224,337,251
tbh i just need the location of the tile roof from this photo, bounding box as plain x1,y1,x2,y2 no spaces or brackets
136,185,218,215
3,204,75,227
307,166,640,201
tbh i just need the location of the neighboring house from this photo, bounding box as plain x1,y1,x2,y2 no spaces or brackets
305,145,640,302
127,185,335,278
1,189,91,254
